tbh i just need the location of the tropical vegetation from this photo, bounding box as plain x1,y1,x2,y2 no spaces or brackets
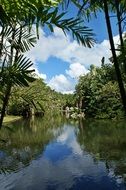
0,0,95,127
7,79,67,116
0,0,126,122
75,62,124,119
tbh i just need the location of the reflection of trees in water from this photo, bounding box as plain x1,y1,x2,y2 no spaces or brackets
77,119,126,183
0,114,65,174
0,146,41,174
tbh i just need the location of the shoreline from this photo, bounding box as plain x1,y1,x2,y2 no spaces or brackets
3,115,22,123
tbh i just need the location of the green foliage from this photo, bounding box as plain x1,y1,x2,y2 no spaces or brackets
0,0,95,47
75,63,124,119
7,79,67,115
62,93,76,108
96,81,123,118
69,0,126,114
0,22,37,127
0,0,96,127
1,55,35,88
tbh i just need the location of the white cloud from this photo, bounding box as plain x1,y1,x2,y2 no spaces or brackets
57,131,69,143
48,74,74,93
30,64,47,80
35,67,47,80
27,28,69,63
27,27,121,68
62,90,74,94
66,62,89,78
26,27,123,93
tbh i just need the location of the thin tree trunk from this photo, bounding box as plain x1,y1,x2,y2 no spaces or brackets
0,25,5,58
103,0,126,114
0,25,23,128
115,0,126,72
115,0,124,46
0,26,16,128
0,85,11,128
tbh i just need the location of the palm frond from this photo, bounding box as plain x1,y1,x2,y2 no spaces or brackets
1,0,95,47
1,55,36,87
53,17,95,47
14,27,37,52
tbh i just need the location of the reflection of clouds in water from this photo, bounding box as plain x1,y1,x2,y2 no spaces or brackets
0,125,125,190
57,125,83,155
108,168,125,185
3,155,106,190
43,142,72,163
57,125,73,143
69,140,83,156
0,125,106,190
57,131,68,142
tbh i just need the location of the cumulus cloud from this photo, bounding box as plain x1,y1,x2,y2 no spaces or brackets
30,64,47,80
26,27,122,93
27,27,121,68
48,74,74,93
26,28,70,63
35,67,47,80
66,62,89,78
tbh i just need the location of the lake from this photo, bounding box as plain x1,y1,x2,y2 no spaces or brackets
0,114,126,190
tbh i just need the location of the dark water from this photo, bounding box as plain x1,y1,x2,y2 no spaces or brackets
0,115,126,190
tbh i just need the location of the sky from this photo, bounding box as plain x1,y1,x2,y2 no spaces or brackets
27,4,121,94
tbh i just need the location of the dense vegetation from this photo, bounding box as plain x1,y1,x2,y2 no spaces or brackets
75,63,124,119
0,0,126,122
7,79,66,116
7,58,126,119
75,34,126,119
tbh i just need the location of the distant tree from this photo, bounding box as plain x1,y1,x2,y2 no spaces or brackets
75,63,123,118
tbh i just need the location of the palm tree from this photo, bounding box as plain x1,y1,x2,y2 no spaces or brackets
0,0,95,128
0,0,95,46
0,23,37,128
0,55,36,128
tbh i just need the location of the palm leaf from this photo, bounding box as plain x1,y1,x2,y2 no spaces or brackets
2,55,36,87
1,0,95,47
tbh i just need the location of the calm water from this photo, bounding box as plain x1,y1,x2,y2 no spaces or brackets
0,115,126,190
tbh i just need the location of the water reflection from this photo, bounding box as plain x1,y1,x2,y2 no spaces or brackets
0,115,126,190
77,119,126,185
0,115,65,173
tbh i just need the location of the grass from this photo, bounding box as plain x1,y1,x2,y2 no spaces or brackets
3,115,22,123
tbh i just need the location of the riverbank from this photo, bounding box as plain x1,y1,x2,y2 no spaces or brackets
3,115,22,123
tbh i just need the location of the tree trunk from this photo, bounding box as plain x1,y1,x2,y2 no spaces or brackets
103,0,126,114
0,85,11,128
0,26,16,128
0,25,5,58
115,0,126,72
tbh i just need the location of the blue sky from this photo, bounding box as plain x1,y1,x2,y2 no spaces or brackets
27,5,120,94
